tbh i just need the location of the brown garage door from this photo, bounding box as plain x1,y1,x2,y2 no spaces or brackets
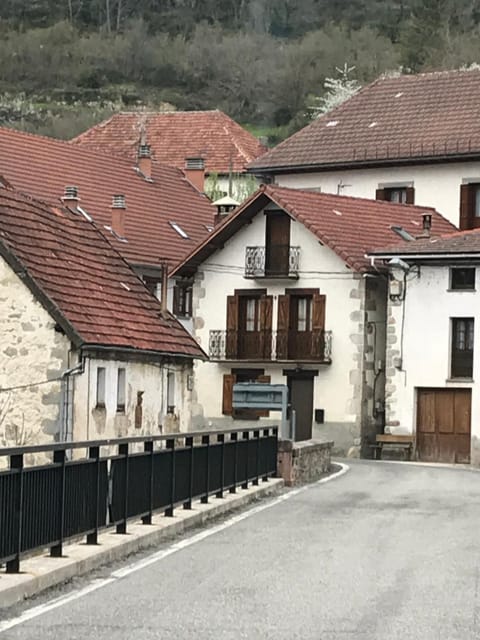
416,388,471,463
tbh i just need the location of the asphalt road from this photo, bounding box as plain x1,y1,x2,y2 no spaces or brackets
2,459,480,640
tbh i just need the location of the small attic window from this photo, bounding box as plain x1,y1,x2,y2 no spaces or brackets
391,226,415,241
170,222,189,239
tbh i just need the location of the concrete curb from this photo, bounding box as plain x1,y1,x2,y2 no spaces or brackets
0,478,284,609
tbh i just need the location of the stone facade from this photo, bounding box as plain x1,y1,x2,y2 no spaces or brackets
277,439,333,486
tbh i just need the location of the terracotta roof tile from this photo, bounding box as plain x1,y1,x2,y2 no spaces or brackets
71,110,267,174
172,185,457,275
0,185,205,358
250,69,480,171
369,226,480,256
0,126,215,268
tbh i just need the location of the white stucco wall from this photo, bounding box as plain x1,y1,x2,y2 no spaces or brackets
274,160,480,227
189,206,385,452
73,357,193,441
384,265,480,461
0,258,70,449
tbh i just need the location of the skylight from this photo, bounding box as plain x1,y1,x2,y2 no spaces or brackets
170,222,189,239
391,226,415,242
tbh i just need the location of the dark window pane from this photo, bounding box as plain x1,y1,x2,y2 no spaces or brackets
451,318,474,378
451,268,475,290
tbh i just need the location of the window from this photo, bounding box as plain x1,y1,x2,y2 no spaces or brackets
116,368,126,413
296,297,313,332
451,318,474,378
460,183,480,230
450,268,476,291
376,186,414,205
167,371,175,414
169,221,189,239
173,282,193,317
96,367,106,408
222,369,270,418
245,298,260,332
143,276,161,298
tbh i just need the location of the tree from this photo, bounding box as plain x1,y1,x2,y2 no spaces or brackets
309,63,361,118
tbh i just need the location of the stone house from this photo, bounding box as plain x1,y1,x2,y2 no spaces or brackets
71,110,266,202
369,229,480,466
250,68,480,230
0,125,216,334
171,184,454,455
0,183,205,449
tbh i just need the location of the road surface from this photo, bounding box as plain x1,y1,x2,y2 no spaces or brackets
1,459,480,639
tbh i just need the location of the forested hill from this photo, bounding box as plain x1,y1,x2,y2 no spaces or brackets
0,0,478,140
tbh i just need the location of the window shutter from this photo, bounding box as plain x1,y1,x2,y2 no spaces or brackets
259,295,273,359
375,188,386,201
312,294,326,359
405,187,415,205
173,285,179,315
226,295,238,358
256,374,271,417
460,184,475,230
222,373,236,415
276,294,290,359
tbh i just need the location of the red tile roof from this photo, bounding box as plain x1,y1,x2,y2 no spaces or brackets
369,226,480,257
250,69,480,172
0,185,205,358
172,184,457,275
71,110,267,174
0,126,215,268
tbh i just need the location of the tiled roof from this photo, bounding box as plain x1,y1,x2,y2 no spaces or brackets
0,185,205,358
71,110,267,174
0,126,215,268
369,227,480,256
250,69,480,172
172,184,457,275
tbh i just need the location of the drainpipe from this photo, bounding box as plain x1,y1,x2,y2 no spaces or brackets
61,359,84,445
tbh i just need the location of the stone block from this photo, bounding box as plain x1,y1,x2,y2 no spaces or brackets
277,439,333,486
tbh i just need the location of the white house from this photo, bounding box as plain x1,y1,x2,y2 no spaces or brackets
369,229,480,466
0,183,205,451
171,184,454,455
249,69,480,231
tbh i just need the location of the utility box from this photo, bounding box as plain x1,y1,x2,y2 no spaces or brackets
232,383,291,439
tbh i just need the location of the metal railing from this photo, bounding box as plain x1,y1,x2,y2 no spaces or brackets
209,329,332,362
0,427,278,573
245,246,300,278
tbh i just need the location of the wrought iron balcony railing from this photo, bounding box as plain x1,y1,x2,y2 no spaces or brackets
209,329,332,363
245,245,300,278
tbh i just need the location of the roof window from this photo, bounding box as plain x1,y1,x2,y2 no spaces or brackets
391,226,415,241
170,222,189,239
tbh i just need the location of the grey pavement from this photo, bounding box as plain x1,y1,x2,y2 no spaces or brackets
2,459,480,639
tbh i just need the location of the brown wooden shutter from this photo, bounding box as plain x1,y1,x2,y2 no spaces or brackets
226,295,238,358
405,187,415,204
256,374,271,417
312,294,326,359
460,184,475,230
276,294,290,359
172,285,179,315
375,188,386,201
259,295,273,359
222,373,236,415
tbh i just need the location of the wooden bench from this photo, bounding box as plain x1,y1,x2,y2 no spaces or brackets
371,434,415,461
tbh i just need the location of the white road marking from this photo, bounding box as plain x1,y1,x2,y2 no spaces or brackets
0,462,348,634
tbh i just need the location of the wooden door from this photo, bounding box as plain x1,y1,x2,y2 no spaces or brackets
265,212,290,275
288,376,314,441
416,388,471,463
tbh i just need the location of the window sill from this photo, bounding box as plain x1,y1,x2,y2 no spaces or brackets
445,378,474,384
446,289,476,293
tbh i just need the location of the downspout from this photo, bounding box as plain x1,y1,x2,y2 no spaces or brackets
61,358,85,444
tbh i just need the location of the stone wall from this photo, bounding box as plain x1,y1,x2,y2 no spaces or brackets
0,259,70,449
277,439,333,486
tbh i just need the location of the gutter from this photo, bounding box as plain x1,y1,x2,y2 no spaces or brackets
368,252,480,261
81,343,208,362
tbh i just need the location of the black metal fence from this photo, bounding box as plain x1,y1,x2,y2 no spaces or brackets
0,427,278,573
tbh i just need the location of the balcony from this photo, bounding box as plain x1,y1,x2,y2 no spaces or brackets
245,245,300,279
209,329,332,363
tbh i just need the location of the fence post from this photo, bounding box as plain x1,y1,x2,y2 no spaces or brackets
216,433,225,499
229,431,238,493
262,429,270,482
51,449,66,557
201,435,210,504
142,440,154,525
116,442,129,534
253,430,260,486
242,431,249,489
6,453,24,573
87,445,100,544
183,436,194,510
165,438,175,517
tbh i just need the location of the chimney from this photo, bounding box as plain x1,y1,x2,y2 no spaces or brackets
61,185,79,209
161,262,169,315
111,194,126,237
184,157,205,193
137,143,152,180
417,213,432,239
212,195,239,226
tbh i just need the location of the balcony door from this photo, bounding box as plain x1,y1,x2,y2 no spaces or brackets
277,290,326,361
226,291,273,360
265,211,290,276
